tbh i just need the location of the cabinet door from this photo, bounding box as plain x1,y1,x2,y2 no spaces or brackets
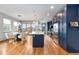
33,34,44,47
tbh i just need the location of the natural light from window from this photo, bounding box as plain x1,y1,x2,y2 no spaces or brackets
13,21,18,26
3,18,11,24
3,18,11,32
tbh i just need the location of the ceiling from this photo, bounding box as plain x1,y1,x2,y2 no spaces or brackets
0,4,65,22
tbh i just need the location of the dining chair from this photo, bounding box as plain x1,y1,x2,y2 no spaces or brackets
7,33,16,43
21,32,28,43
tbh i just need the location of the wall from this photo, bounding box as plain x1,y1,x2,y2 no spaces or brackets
0,12,21,40
58,4,79,52
0,15,3,33
0,12,21,32
66,4,79,52
52,6,67,50
58,8,67,50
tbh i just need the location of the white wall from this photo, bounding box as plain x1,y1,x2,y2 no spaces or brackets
0,12,21,40
0,15,3,33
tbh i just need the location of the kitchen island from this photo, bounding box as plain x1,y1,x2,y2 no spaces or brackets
32,31,44,48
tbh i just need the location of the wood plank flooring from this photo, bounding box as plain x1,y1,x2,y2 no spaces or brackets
0,35,68,55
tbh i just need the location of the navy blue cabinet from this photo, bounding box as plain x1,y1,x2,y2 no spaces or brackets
66,4,79,52
59,4,79,52
32,34,44,48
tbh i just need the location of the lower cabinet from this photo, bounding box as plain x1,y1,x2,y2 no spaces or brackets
32,34,44,48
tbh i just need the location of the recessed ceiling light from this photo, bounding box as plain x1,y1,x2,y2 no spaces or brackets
50,6,54,9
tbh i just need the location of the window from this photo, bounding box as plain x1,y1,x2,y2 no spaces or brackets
3,18,11,32
13,21,18,26
13,21,21,32
13,21,20,31
22,24,26,29
21,24,26,32
27,24,31,28
53,23,58,33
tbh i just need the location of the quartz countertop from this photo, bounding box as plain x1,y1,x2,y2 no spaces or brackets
29,31,44,35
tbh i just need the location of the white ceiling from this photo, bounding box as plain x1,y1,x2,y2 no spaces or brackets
0,4,65,22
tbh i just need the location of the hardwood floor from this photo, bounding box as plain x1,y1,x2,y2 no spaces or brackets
0,35,68,55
